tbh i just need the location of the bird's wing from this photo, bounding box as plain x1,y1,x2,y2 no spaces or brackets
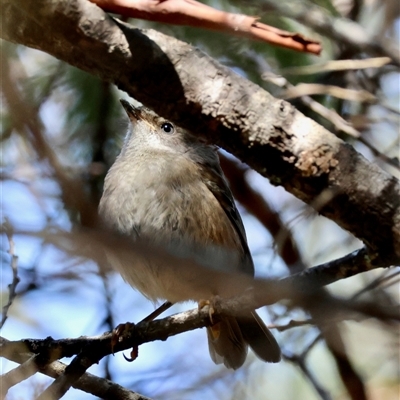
199,156,255,276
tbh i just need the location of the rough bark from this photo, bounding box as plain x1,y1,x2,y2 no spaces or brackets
1,0,399,262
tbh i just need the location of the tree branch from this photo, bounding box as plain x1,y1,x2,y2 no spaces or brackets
254,0,400,67
1,219,20,330
90,0,321,54
2,0,399,262
1,227,398,399
0,337,150,400
1,0,399,261
15,225,400,313
1,275,398,397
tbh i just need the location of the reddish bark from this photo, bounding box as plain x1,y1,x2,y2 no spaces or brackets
91,0,321,54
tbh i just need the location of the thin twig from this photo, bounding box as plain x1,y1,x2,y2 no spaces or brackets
268,319,314,332
98,266,115,381
1,219,20,329
352,270,400,300
357,136,400,169
284,352,332,400
282,57,392,75
283,84,376,103
256,0,400,66
262,69,400,170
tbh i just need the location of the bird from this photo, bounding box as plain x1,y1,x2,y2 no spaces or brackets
98,99,281,369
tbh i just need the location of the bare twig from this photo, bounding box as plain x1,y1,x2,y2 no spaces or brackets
357,136,400,170
283,84,376,103
282,57,392,75
262,69,400,169
98,267,115,381
285,247,395,290
284,352,332,400
322,324,367,400
255,0,400,66
262,69,361,138
1,219,20,329
90,0,321,54
352,270,400,300
268,319,314,332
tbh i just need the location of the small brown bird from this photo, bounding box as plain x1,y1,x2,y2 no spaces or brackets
99,99,281,369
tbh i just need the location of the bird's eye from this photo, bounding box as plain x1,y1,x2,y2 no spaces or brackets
161,122,174,134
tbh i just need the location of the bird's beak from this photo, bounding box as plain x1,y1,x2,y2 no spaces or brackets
120,99,140,121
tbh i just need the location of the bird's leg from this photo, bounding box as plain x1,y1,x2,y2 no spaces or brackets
111,322,135,357
111,301,174,361
199,296,223,339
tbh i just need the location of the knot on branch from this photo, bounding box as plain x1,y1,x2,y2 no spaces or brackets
296,144,339,177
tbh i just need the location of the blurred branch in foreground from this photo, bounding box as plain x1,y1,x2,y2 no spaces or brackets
0,224,398,399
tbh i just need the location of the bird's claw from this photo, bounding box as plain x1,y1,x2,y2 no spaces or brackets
198,296,222,325
111,322,137,361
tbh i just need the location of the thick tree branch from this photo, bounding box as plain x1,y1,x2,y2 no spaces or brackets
2,291,397,365
1,0,399,261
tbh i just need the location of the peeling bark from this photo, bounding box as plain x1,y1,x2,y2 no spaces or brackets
1,0,399,261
